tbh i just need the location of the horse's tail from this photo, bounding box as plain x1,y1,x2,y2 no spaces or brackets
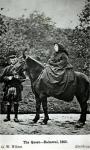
85,77,90,101
76,71,90,101
84,74,90,101
89,81,90,100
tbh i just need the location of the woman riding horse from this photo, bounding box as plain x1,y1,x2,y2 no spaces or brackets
23,43,90,127
35,43,75,99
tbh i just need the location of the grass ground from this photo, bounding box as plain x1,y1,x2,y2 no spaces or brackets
1,114,90,134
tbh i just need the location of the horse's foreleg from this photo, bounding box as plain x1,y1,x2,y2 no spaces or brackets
76,95,88,128
42,97,49,124
79,100,87,123
33,95,41,123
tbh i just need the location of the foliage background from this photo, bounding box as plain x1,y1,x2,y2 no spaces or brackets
0,0,90,113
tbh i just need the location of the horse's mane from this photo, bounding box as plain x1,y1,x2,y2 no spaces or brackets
25,56,44,81
26,56,44,68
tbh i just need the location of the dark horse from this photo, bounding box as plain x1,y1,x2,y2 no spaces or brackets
23,52,90,127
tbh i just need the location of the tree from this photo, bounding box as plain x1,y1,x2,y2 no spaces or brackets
0,15,7,36
0,8,8,66
0,11,74,66
0,11,56,64
70,0,90,75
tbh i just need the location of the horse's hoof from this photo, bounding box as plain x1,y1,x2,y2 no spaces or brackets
43,119,48,125
75,121,85,128
4,118,10,122
14,118,19,122
33,118,39,123
33,119,37,123
30,121,36,124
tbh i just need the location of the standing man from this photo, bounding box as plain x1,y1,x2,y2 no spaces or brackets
0,51,26,122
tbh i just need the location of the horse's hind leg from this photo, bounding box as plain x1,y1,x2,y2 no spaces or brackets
76,86,89,127
33,94,41,123
78,97,87,123
42,97,49,124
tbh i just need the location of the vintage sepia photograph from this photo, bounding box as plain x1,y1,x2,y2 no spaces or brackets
0,0,90,141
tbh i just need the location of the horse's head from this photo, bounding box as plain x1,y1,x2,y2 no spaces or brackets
22,49,44,82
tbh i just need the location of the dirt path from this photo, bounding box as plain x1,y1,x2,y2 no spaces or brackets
0,114,90,135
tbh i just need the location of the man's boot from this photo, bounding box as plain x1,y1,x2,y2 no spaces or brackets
4,104,11,122
14,103,19,122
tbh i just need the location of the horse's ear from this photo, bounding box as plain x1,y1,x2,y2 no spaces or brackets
23,49,27,59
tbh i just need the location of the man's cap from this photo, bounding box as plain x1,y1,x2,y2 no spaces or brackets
7,51,17,59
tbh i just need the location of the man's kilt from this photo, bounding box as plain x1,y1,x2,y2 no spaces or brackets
3,83,22,103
